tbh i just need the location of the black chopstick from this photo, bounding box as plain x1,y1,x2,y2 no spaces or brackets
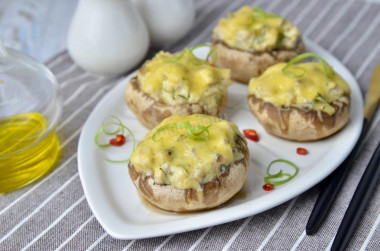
305,119,369,235
330,139,380,251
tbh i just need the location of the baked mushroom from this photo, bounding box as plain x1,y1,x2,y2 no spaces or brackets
247,53,351,141
128,114,250,212
211,6,305,83
125,46,231,129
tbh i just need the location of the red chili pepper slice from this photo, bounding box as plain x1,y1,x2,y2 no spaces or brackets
243,129,259,142
262,183,274,191
110,134,126,146
297,147,308,155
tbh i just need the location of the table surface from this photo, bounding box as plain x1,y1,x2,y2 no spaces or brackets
1,0,380,250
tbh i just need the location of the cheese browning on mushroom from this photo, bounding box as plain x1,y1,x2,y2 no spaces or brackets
248,63,351,116
137,51,231,115
130,114,246,192
212,6,301,52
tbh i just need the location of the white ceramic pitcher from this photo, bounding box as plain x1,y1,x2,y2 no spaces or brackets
67,0,150,76
133,0,195,48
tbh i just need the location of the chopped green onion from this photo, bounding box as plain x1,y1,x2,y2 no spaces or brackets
152,121,213,142
163,49,186,63
207,46,218,65
95,115,136,163
95,115,124,148
264,159,299,186
252,7,279,18
177,94,189,100
282,52,335,79
163,44,218,65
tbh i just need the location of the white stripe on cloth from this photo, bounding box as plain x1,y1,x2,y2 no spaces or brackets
257,199,297,251
122,239,137,251
46,53,70,69
279,0,301,18
222,216,253,251
63,84,90,106
20,196,86,251
323,184,380,251
355,42,380,79
63,77,105,106
314,0,355,43
326,238,334,251
55,215,96,251
292,0,319,26
328,3,371,53
155,235,175,251
360,210,380,250
290,231,306,251
60,126,82,148
252,0,267,7
342,12,380,64
55,64,78,80
57,83,114,131
86,232,108,251
0,173,80,244
265,0,283,12
303,0,339,38
0,153,77,216
187,227,213,251
61,72,93,89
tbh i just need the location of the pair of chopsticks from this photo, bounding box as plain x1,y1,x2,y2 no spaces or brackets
306,64,380,250
331,139,380,250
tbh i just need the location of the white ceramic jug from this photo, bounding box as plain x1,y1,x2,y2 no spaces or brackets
67,0,150,76
133,0,195,48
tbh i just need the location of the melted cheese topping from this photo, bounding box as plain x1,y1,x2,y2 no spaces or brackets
137,51,231,115
212,6,300,52
130,114,246,191
248,63,351,115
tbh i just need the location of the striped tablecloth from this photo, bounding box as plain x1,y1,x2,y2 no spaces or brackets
2,0,380,250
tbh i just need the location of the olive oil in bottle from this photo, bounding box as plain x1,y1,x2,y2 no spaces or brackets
0,112,60,193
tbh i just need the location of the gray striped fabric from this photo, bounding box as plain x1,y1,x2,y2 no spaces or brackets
1,0,380,250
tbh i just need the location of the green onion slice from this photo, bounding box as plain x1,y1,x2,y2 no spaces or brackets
163,44,218,65
152,121,214,142
252,7,279,18
282,52,335,79
95,115,124,148
95,115,136,163
163,49,186,63
264,159,299,186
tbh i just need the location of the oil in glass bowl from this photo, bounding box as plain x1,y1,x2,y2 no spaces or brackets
0,42,62,193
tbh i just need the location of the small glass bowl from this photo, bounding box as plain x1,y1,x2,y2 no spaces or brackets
0,43,63,193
